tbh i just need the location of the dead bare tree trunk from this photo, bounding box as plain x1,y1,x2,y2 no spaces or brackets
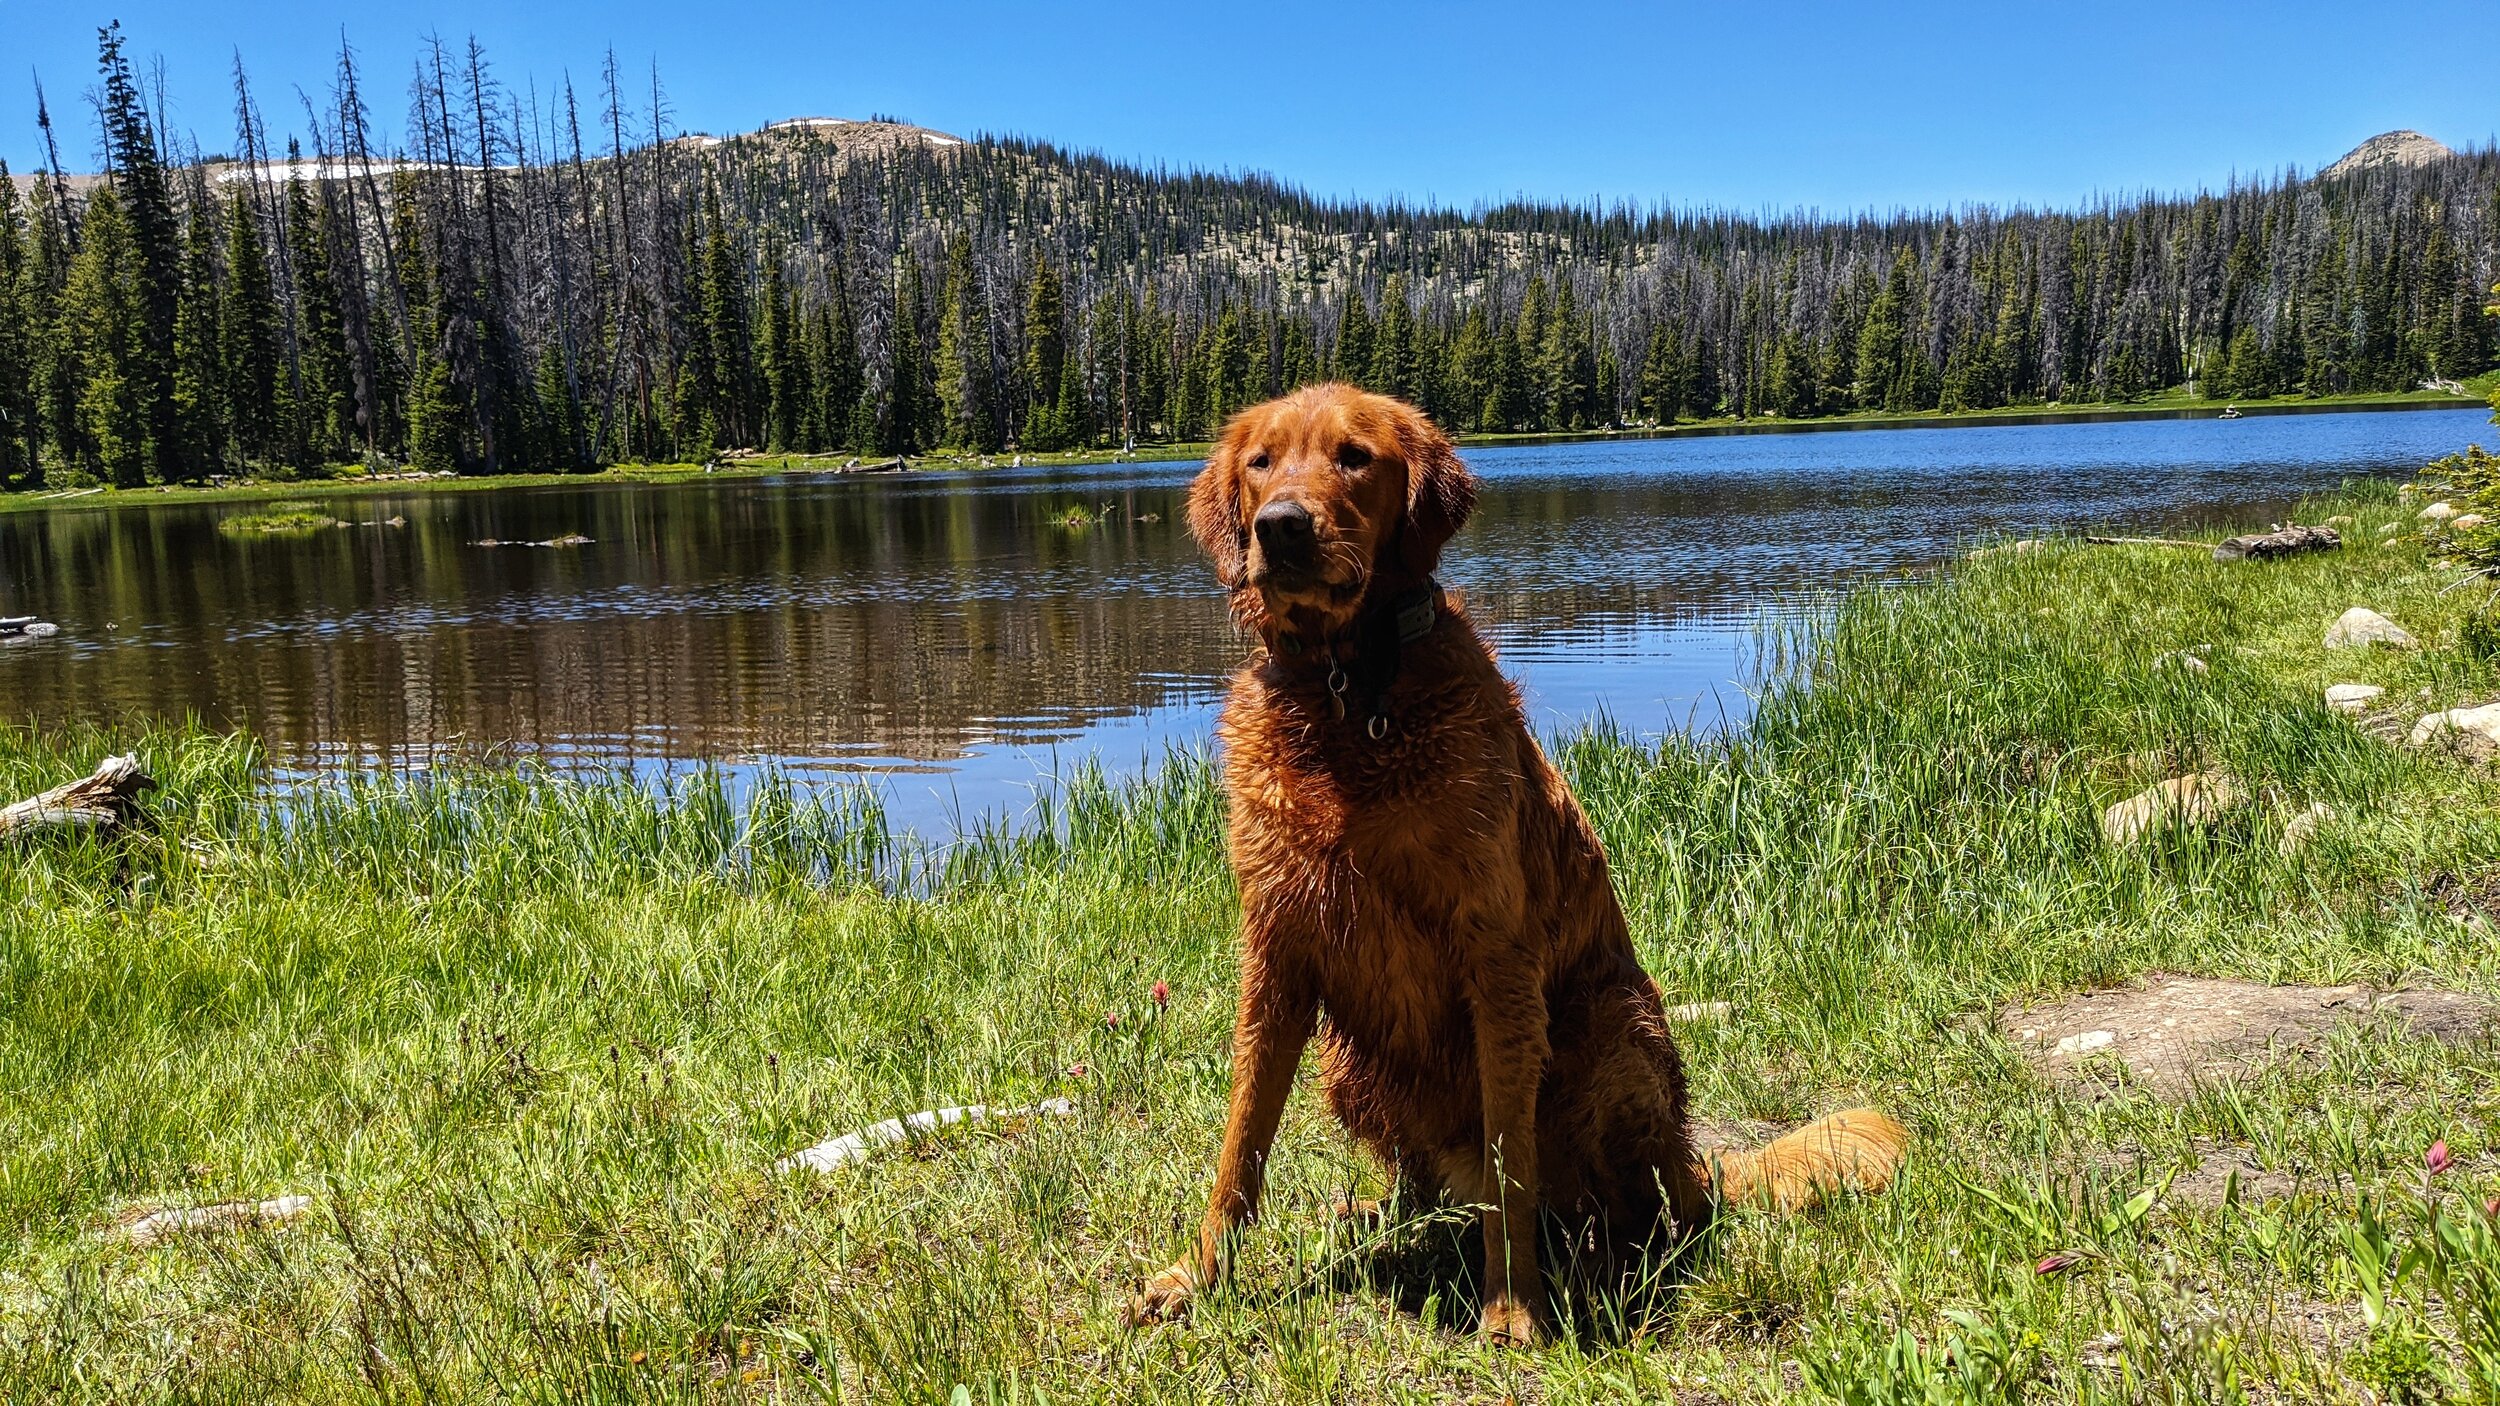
0,755,156,838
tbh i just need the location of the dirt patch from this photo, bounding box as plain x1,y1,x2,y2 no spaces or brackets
2000,974,2491,1096
2164,1148,2302,1208
2425,871,2500,922
1688,1117,1787,1153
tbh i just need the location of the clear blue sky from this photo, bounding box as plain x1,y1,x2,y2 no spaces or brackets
4,0,2490,215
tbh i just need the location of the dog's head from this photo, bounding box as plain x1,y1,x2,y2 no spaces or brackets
1187,384,1477,637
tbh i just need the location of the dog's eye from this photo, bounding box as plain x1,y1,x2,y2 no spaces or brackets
1337,445,1372,470
1248,452,1269,470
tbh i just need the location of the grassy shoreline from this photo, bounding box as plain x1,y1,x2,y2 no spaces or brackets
3,383,2488,517
7,478,2500,1398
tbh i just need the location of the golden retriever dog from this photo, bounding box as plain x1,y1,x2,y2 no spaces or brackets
1126,384,1905,1344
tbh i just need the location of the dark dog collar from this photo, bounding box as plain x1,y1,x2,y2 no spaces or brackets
1270,581,1442,738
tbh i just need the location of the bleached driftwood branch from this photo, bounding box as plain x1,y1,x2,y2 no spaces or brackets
777,1098,1077,1173
119,1195,312,1245
2082,535,2213,550
0,753,156,838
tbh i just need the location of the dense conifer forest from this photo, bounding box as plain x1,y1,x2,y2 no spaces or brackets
2,25,2495,487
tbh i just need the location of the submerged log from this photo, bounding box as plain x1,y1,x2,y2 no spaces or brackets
2082,535,2212,550
2213,524,2340,563
0,754,156,838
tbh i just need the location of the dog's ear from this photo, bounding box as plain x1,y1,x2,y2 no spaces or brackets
1394,407,1478,577
1188,414,1254,589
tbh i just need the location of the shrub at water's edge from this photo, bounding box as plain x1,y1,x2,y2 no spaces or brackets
5,486,2500,1398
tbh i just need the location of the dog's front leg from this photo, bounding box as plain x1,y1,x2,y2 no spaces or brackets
1469,970,1550,1347
1125,949,1314,1326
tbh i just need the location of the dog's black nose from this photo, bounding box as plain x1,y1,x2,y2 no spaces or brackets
1253,500,1316,556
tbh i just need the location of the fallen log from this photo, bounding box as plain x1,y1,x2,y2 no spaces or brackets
2082,535,2213,550
2212,524,2340,563
0,753,156,838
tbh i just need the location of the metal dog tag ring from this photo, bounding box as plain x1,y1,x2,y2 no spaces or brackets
1367,714,1389,740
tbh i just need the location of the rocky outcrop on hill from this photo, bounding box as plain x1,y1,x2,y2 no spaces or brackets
2324,130,2458,179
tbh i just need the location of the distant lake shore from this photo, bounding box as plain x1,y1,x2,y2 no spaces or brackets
0,385,2485,517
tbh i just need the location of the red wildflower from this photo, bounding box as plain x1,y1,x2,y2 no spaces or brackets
2428,1140,2454,1176
1105,1012,1122,1031
1151,980,1170,1009
2036,1253,2081,1276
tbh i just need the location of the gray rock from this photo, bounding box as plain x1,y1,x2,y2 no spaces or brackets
2324,683,2384,714
2279,802,2333,855
2409,702,2500,760
2101,772,2244,846
2323,607,2417,650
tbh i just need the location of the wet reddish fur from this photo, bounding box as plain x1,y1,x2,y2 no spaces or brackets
1128,385,1711,1343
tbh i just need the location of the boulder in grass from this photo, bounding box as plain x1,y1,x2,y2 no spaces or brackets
2279,802,2333,855
2324,683,2384,714
2323,608,2417,650
2101,772,2244,847
2409,703,2500,761
2455,513,2489,531
2420,500,2459,524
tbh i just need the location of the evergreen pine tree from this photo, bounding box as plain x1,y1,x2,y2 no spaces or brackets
811,265,866,452
934,234,997,450
220,184,282,465
1279,315,1320,396
1334,289,1375,387
172,181,227,475
283,163,354,466
62,187,150,486
95,22,186,482
759,240,802,451
696,181,755,447
1206,300,1251,427
1021,261,1067,449
883,252,928,453
0,163,35,485
1369,273,1414,401
26,168,80,476
407,350,461,472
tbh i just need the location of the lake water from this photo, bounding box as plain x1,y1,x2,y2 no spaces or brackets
2,408,2488,836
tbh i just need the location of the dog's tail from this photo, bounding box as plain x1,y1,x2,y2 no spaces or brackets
1701,1108,1908,1212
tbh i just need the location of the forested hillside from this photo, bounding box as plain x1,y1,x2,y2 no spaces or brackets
2,25,2495,487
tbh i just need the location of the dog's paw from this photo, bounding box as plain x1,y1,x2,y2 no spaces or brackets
1122,1263,1199,1328
1329,1191,1386,1225
1477,1296,1540,1348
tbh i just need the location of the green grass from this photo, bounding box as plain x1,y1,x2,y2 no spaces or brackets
6,482,2500,1399
213,501,345,537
